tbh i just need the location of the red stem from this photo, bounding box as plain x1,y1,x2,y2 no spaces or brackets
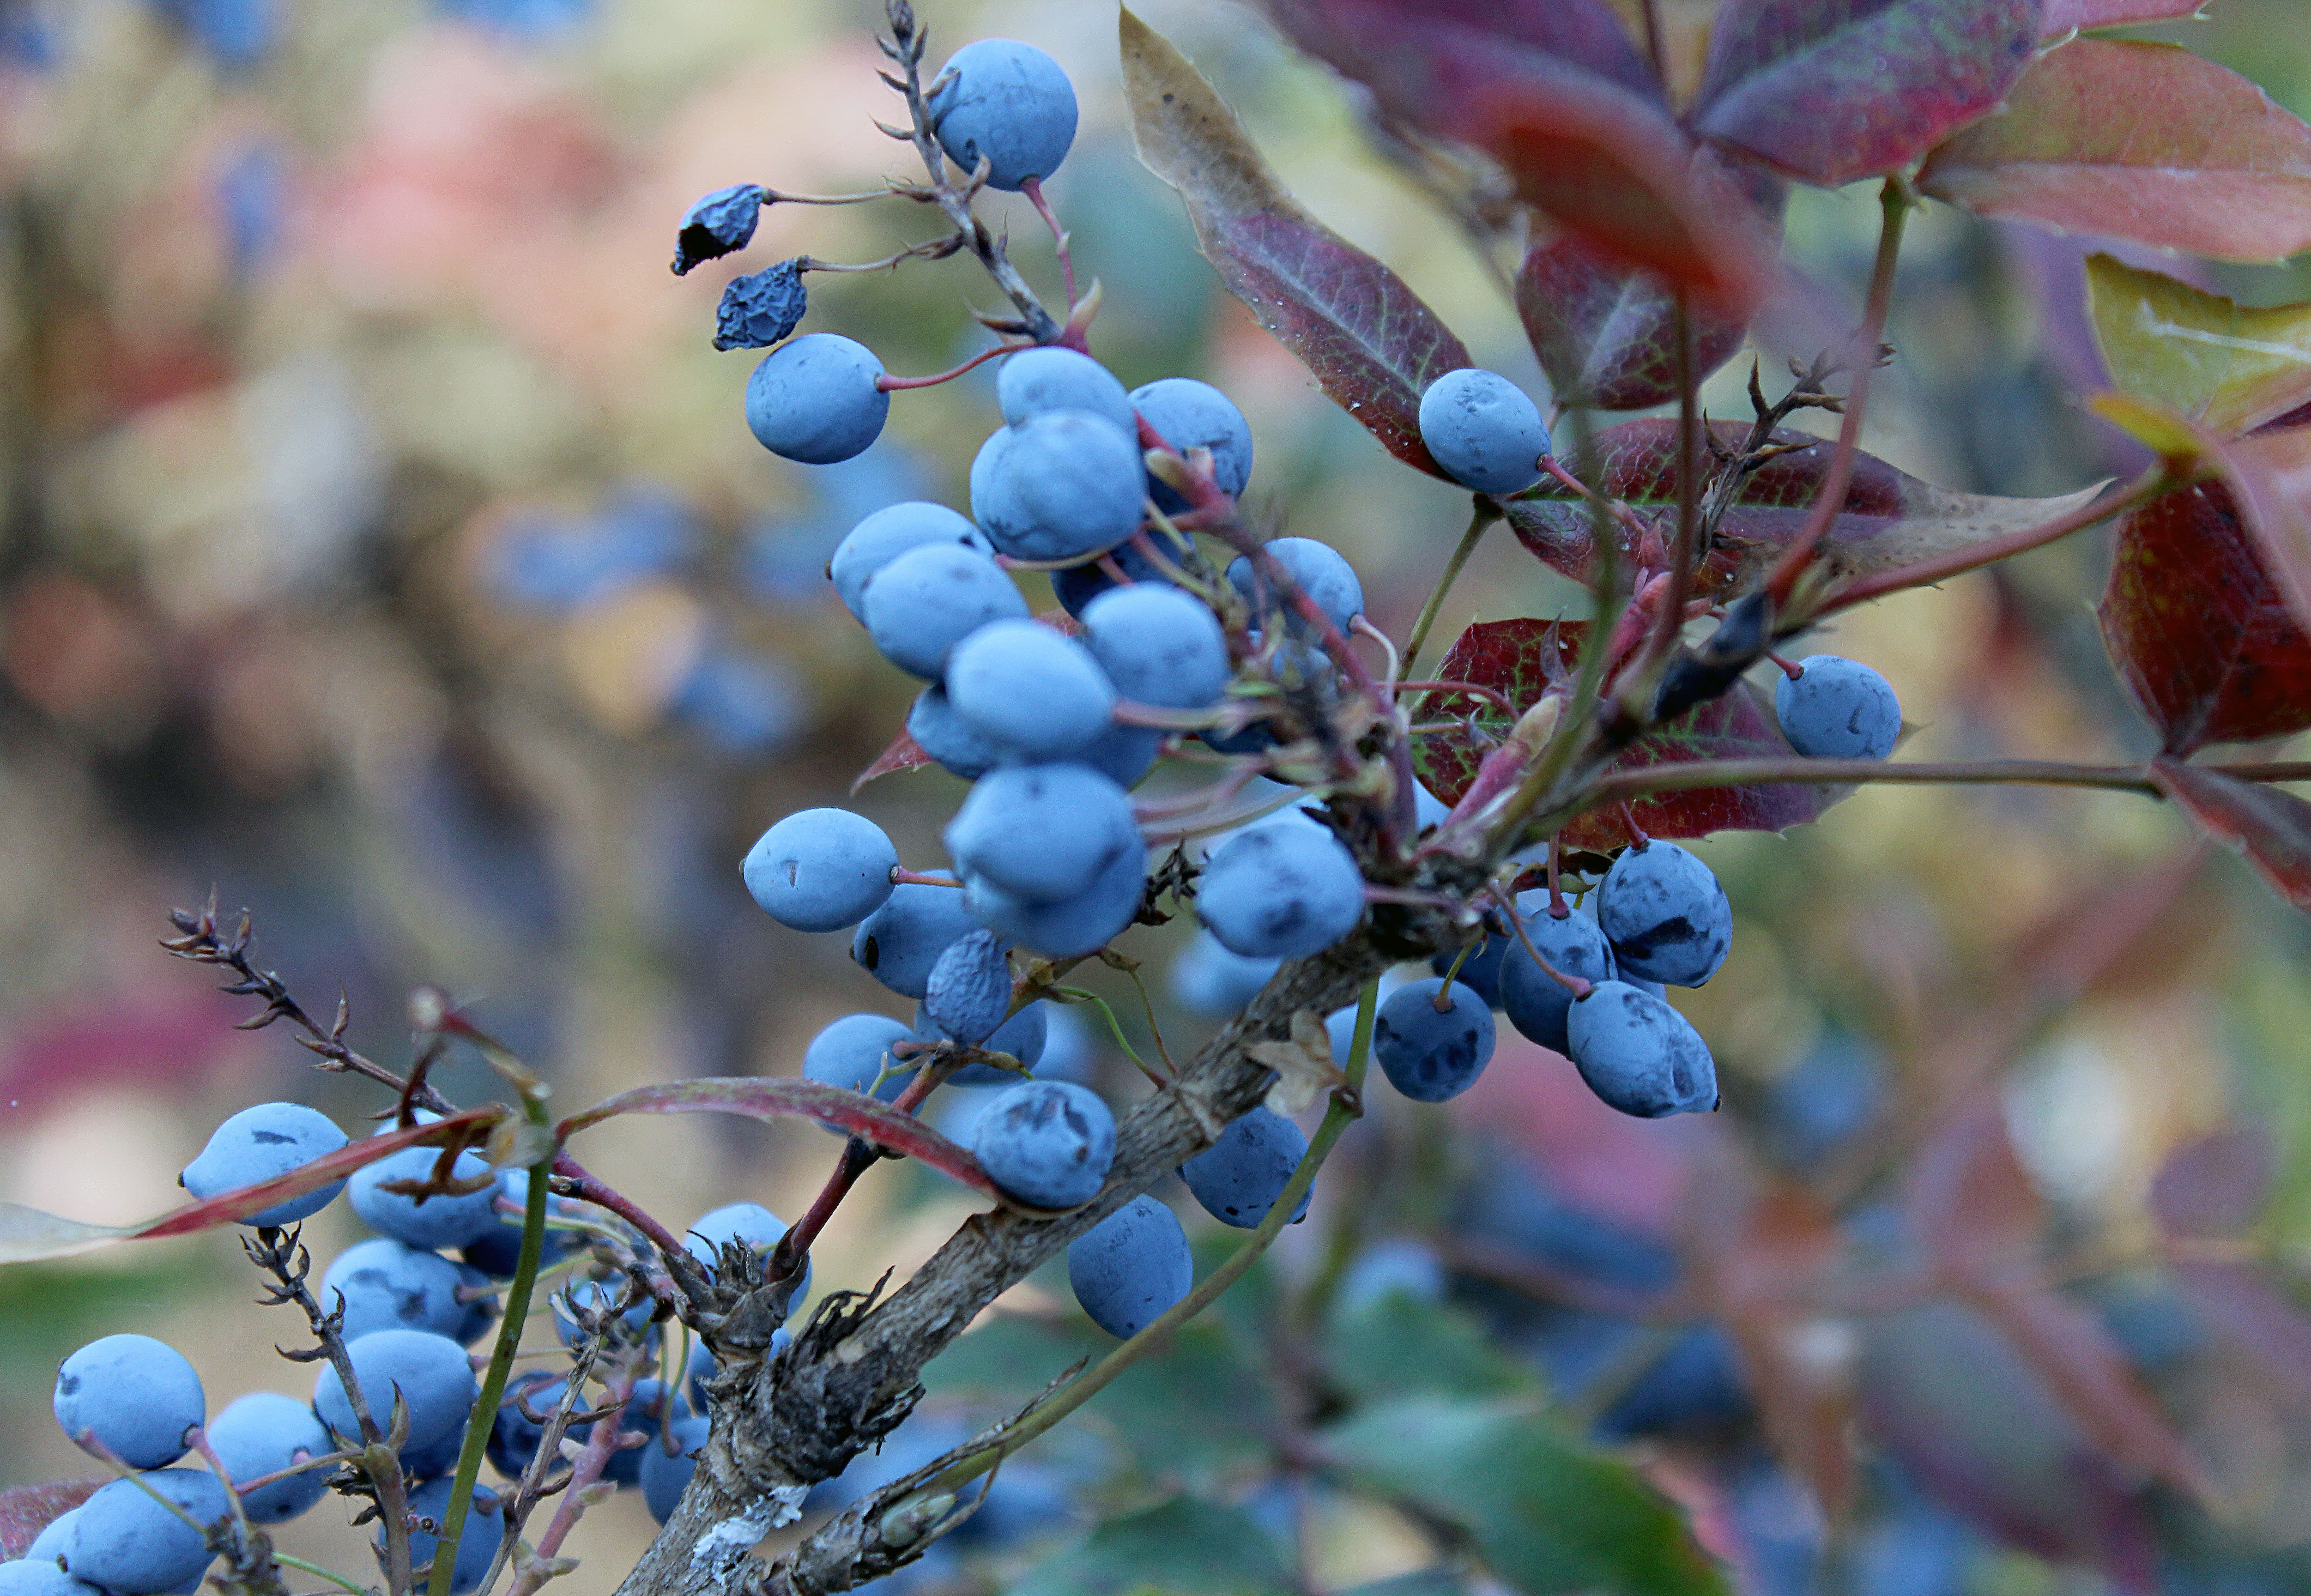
550,1154,688,1264
1019,176,1076,309
771,1062,951,1277
875,343,1015,391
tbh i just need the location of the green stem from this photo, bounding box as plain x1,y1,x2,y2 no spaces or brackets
1296,982,1383,1333
1401,502,1498,683
274,1554,374,1596
1052,986,1166,1087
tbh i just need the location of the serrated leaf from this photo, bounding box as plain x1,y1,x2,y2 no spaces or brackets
1514,236,1755,411
1324,1290,1535,1405
1013,1495,1296,1596
2149,756,2311,915
1694,0,2039,187
2041,0,2204,32
1320,1396,1726,1596
1919,39,2311,263
1122,9,1470,477
853,726,933,792
2087,255,2311,439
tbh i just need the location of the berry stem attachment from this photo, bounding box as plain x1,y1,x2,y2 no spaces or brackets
1018,176,1077,309
891,867,967,888
1547,837,1567,918
1498,890,1592,999
874,343,1017,391
1769,653,1805,680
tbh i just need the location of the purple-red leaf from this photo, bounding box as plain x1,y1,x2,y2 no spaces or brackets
1919,39,2311,263
2150,1130,2271,1240
1514,237,1755,411
1695,0,2040,187
854,726,933,792
2041,0,2205,33
0,1481,98,1558
2148,756,2311,915
2167,1259,2311,1417
1121,9,1471,477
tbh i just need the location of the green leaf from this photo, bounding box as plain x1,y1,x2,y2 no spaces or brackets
1325,1290,1534,1405
2087,255,2311,439
1320,1396,1727,1596
1012,1495,1296,1596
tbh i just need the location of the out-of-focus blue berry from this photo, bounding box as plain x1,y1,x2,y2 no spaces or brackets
907,686,1001,780
150,0,274,67
1170,932,1278,1017
217,140,282,282
672,183,765,276
438,0,593,34
487,484,696,611
714,259,806,351
1593,1324,1750,1439
853,873,976,999
746,334,889,465
208,1393,333,1524
921,999,1051,1085
180,1101,349,1227
462,1168,585,1280
674,645,805,755
1226,538,1363,637
348,1147,505,1251
1337,1238,1446,1313
1051,536,1177,619
393,1477,499,1595
804,1014,917,1105
0,1554,97,1595
54,1335,204,1469
929,39,1077,192
683,1203,809,1300
642,1413,710,1524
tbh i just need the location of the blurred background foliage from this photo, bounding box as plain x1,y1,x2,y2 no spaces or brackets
3,0,2311,1592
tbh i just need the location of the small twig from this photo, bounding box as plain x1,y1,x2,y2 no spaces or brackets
873,342,1017,392
1018,176,1076,307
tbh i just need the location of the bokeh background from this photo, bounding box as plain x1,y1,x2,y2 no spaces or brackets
2,0,2310,1591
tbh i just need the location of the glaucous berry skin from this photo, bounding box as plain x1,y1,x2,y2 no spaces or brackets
683,1203,810,1301
907,686,1002,780
1180,1106,1311,1227
944,618,1118,761
1776,654,1901,761
861,542,1029,679
924,929,1013,1046
1417,368,1550,496
972,1080,1117,1208
63,1471,229,1596
486,1374,568,1480
1131,378,1252,511
927,998,1051,1085
0,1555,95,1595
179,1101,349,1226
1225,538,1365,638
1197,821,1366,960
595,1378,680,1488
928,38,1078,192
966,843,1147,961
643,1412,711,1524
393,1477,500,1596
852,873,977,998
348,1147,505,1251
1078,723,1165,790
829,503,990,622
552,1280,659,1353
742,808,897,933
998,346,1134,435
53,1335,205,1469
974,410,1146,562
208,1392,333,1524
713,259,805,351
322,1238,484,1343
1082,584,1230,710
803,1014,917,1103
671,182,764,275
1373,978,1497,1102
1498,909,1620,1053
1565,981,1718,1118
1068,1195,1193,1338
1053,536,1174,619
1596,840,1732,987
1169,932,1279,1017
314,1330,478,1453
1431,920,1511,1009
945,764,1139,905
745,334,889,465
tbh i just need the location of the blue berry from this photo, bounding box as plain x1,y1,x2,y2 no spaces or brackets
399,1416,472,1481
0,1556,95,1596
1776,654,1901,761
965,841,1145,959
486,1374,567,1481
1498,908,1619,1052
1068,1196,1192,1339
831,503,989,623
461,1169,585,1281
597,1378,680,1488
685,1339,717,1413
852,873,977,998
1431,918,1511,1009
907,686,1002,779
945,618,1117,761
929,39,1077,192
924,930,1013,1046
742,807,896,932
803,1014,917,1103
998,346,1133,435
1131,378,1251,511
945,764,1139,905
930,999,1052,1085
1052,536,1174,619
1081,584,1229,709
1373,978,1497,1102
1180,1106,1310,1227
974,410,1146,561
53,1335,204,1469
1418,369,1550,495
397,1477,500,1596
1596,840,1731,987
1225,538,1364,637
1337,1239,1446,1313
348,1147,505,1251
62,1472,228,1596
672,183,764,275
861,542,1029,679
1168,932,1278,1016
323,1239,487,1344
713,259,806,351
179,1101,349,1227
745,334,888,465
1565,981,1718,1118
1077,723,1166,788
551,1279,658,1350
313,1330,478,1453
1197,822,1365,959
642,1413,711,1524
972,1081,1116,1207
683,1203,808,1300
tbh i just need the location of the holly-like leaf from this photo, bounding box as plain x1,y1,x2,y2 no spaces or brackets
2149,756,2311,914
1694,0,2039,188
1413,617,1832,848
2041,0,2205,32
2219,424,2311,635
1514,237,1755,411
0,1481,98,1557
1122,9,1471,477
2097,479,2311,754
853,726,932,792
2086,255,2311,439
1918,39,2311,263
1013,1494,1297,1596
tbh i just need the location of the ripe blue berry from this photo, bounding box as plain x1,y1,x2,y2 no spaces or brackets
348,1147,506,1251
925,998,1052,1086
209,1392,333,1524
945,764,1139,905
907,686,1002,779
1082,584,1229,709
0,1556,94,1596
1776,654,1901,761
713,259,805,351
1373,978,1497,1102
1180,1106,1311,1227
672,183,764,275
974,410,1146,561
1498,908,1619,1052
1169,931,1278,1016
925,930,1013,1046
1078,723,1166,789
396,1477,500,1596
804,1014,917,1103
1052,537,1174,619
1597,840,1731,987
998,346,1133,435
552,1279,659,1350
596,1378,681,1488
861,542,1028,679
462,1168,585,1281
830,503,989,623
1226,538,1364,638
53,1335,204,1469
944,618,1118,761
972,1080,1116,1207
486,1374,567,1480
313,1330,478,1453
1068,1196,1192,1338
400,1415,472,1482
1418,368,1550,495
323,1239,492,1344
63,1471,229,1596
683,1203,808,1300
1131,378,1252,511
179,1101,349,1227
745,334,889,465
852,873,977,998
1431,917,1511,1008
1565,981,1718,1118
929,39,1077,192
965,841,1146,959
742,807,897,932
642,1412,711,1524
1197,822,1365,960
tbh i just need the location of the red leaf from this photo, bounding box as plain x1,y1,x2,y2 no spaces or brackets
2168,1258,2311,1416
2149,1130,2272,1240
1919,39,2311,263
2041,0,2207,33
853,727,932,793
1514,234,1757,411
0,1481,98,1558
2096,481,2311,754
1122,10,1472,477
1412,617,1833,847
1904,1097,2043,1284
2148,756,2311,914
1694,0,2039,187
2217,424,2311,636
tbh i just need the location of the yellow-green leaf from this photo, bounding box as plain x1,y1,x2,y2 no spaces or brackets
2087,254,2311,439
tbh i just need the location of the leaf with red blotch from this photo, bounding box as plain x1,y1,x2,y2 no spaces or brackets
1693,0,2039,188
854,727,932,792
0,1481,97,1557
2097,480,2311,754
1121,9,1471,478
1503,417,2105,591
1255,0,1774,310
1412,617,1832,847
1514,236,1756,411
2041,0,2205,33
2150,1130,2271,1239
2148,757,2311,914
1919,40,2311,263
2086,256,2311,441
